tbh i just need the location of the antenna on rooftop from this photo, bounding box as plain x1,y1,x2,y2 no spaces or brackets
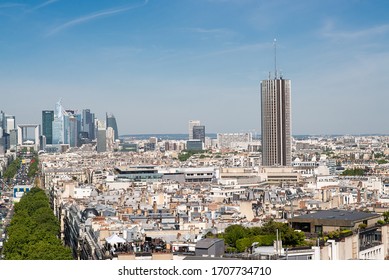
274,38,277,79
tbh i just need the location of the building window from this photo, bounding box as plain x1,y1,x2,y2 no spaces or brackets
314,225,322,235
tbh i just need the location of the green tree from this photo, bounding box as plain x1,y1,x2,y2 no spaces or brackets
341,168,365,176
383,211,389,223
3,157,21,180
236,235,274,252
255,220,306,247
223,225,248,247
3,188,73,260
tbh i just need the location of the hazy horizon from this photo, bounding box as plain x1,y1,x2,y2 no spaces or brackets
1,0,389,135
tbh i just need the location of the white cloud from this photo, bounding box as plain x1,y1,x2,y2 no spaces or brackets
29,0,59,12
46,0,148,36
320,20,389,40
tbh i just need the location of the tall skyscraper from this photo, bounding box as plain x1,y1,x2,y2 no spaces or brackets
96,120,107,153
0,111,15,152
260,41,291,166
106,113,119,140
82,109,95,140
193,125,205,143
68,115,78,147
188,120,200,140
0,111,16,134
52,99,65,144
261,78,291,166
42,110,54,144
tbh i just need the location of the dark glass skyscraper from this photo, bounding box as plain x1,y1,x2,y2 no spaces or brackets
193,125,205,143
82,109,95,140
42,110,54,144
106,113,119,140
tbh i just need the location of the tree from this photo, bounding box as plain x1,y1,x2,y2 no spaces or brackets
254,220,305,247
3,157,21,180
3,188,73,260
383,211,389,223
341,168,365,176
223,225,248,247
282,228,305,246
236,235,274,252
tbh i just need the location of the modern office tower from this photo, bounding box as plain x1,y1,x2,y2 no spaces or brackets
5,116,15,134
0,132,9,154
9,129,17,150
63,113,70,144
193,125,205,143
96,120,107,153
106,127,115,152
188,120,201,140
1,111,16,134
42,110,54,144
0,111,3,129
39,135,46,150
75,113,82,147
260,77,291,166
106,113,119,140
1,111,7,131
186,140,203,151
52,99,65,144
82,109,95,140
68,115,78,147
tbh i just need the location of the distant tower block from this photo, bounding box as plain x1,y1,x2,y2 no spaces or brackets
188,120,200,140
106,113,119,140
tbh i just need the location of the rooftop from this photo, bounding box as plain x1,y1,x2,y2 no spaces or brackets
290,209,380,222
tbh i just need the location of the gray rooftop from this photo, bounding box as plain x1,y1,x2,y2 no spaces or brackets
195,238,224,249
290,209,380,222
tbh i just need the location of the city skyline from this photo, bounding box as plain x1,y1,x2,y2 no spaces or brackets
1,1,389,135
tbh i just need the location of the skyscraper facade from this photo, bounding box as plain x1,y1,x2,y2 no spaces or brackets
260,78,291,166
193,125,205,143
106,113,119,140
52,100,64,144
188,120,200,140
96,120,107,153
0,111,15,152
68,115,78,147
42,110,54,144
82,109,95,140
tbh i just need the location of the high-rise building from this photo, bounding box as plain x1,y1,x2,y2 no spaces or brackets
52,99,65,144
193,125,205,143
188,120,200,140
42,110,54,144
260,77,291,166
0,111,14,152
106,127,115,152
5,116,15,134
96,120,107,153
82,109,95,141
260,40,292,166
1,111,15,134
68,115,78,147
106,113,119,140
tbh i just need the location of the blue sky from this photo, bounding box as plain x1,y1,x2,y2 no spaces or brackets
1,0,389,135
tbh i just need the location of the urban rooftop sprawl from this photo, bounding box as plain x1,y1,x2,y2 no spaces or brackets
2,93,389,260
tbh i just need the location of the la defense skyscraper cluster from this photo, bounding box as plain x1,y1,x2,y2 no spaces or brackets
260,41,291,166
